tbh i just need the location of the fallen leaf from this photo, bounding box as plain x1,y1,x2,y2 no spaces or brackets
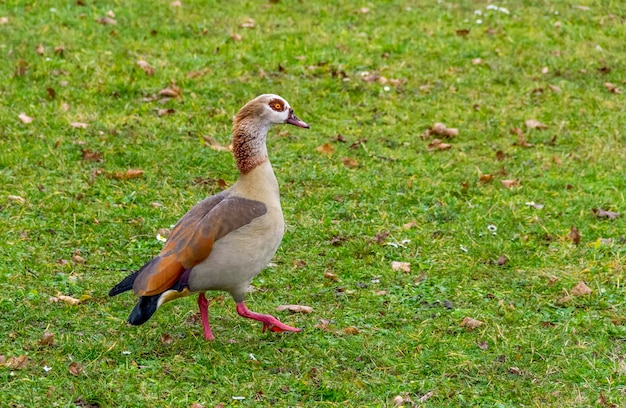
6,355,29,369
186,68,211,78
36,44,45,56
40,331,54,346
525,119,548,129
230,32,243,42
203,136,230,152
568,226,581,246
456,29,470,37
495,150,507,161
477,341,489,350
15,59,29,76
70,122,88,129
240,18,255,28
460,317,484,330
500,179,518,188
69,362,83,376
170,0,182,6
72,254,85,264
392,395,404,406
18,113,33,124
479,174,493,183
324,271,339,281
508,366,523,375
46,87,56,99
158,82,182,98
571,281,592,296
8,195,26,204
137,60,155,75
496,255,508,266
548,84,562,93
110,169,144,180
427,122,458,138
97,16,117,25
342,157,358,168
375,290,388,296
592,208,620,219
54,45,65,55
391,261,411,273
342,326,359,335
315,143,334,154
403,220,417,229
427,139,452,151
314,319,332,331
160,333,175,344
0,17,8,25
276,304,313,314
604,82,621,94
81,149,102,162
156,108,175,117
558,295,572,304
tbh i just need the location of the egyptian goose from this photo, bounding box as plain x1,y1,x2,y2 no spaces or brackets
109,94,309,340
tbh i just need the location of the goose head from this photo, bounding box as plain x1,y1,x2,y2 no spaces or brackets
235,94,310,129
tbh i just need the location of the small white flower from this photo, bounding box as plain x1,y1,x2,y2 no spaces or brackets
249,353,257,361
122,350,131,355
156,233,167,243
476,19,483,24
383,86,391,92
487,224,497,232
474,10,482,15
360,71,370,77
460,245,468,253
43,366,52,372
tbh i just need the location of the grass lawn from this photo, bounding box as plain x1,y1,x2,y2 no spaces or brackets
1,0,625,406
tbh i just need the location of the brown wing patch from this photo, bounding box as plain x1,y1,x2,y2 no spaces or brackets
268,98,286,112
132,195,267,296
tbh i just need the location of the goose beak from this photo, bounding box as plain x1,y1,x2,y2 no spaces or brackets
285,110,310,129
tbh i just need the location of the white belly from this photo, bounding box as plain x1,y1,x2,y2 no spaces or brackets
186,209,284,302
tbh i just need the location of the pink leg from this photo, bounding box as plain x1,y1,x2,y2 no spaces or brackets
236,302,301,333
197,293,215,340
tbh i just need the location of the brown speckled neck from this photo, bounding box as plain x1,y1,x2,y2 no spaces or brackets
232,117,270,175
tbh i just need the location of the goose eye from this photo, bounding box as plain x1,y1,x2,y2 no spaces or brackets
274,103,282,110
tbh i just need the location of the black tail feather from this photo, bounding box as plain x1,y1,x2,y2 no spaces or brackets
109,269,141,296
128,295,160,325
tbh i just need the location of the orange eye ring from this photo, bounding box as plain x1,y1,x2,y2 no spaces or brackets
274,103,282,110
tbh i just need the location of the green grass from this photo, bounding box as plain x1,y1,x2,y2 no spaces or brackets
1,0,625,406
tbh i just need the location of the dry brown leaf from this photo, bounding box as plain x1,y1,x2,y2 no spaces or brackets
495,150,507,161
36,44,45,56
170,0,182,6
500,179,518,188
203,136,230,152
568,226,581,246
525,119,548,129
342,326,359,335
240,18,256,28
508,366,523,375
592,208,620,219
56,294,81,305
81,149,102,162
276,304,313,314
18,113,33,124
70,122,88,129
0,355,5,365
137,60,155,75
428,122,459,138
471,58,482,65
110,169,144,180
40,331,54,346
392,395,404,406
456,29,470,37
158,82,182,98
187,68,211,78
156,108,175,117
72,254,85,264
189,404,205,408
314,319,332,331
97,16,117,25
324,271,339,281
315,143,335,154
571,281,592,296
604,82,622,94
548,84,562,93
6,355,29,369
460,316,484,330
8,195,26,204
558,295,572,304
160,333,175,344
403,220,417,229
342,157,358,168
427,139,452,151
230,32,243,42
375,290,388,296
69,362,83,376
15,59,29,76
0,17,8,25
496,255,508,266
479,174,493,183
391,261,411,273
